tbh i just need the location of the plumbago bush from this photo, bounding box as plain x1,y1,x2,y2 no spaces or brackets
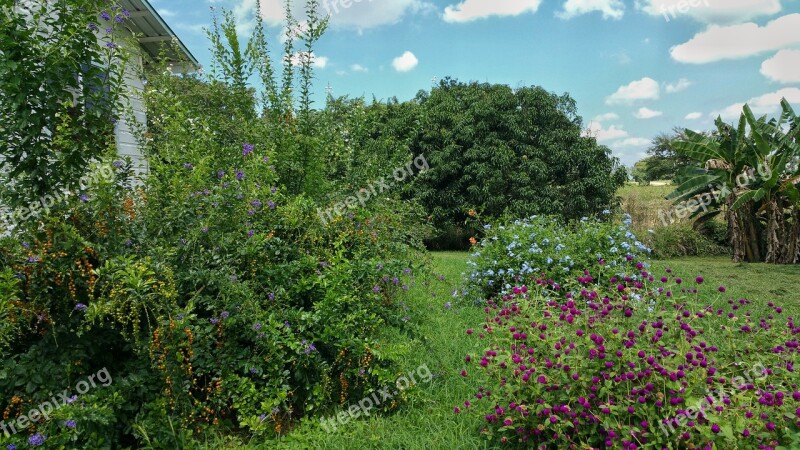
463,214,650,302
458,261,800,449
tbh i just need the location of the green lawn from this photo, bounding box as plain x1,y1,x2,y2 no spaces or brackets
238,253,800,449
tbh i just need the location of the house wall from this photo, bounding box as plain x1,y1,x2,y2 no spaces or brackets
114,28,149,177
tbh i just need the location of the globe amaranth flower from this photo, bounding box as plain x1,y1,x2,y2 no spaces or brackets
242,143,254,156
28,434,46,446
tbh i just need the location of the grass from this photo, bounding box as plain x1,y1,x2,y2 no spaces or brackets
207,252,800,449
618,182,689,233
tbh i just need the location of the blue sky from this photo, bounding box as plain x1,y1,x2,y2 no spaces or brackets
151,0,800,166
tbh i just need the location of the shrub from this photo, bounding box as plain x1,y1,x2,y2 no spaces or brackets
646,225,729,259
458,261,800,448
463,214,650,302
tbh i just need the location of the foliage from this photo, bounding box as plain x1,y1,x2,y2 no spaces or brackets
645,224,729,259
0,0,129,207
402,79,626,240
668,100,800,264
632,130,696,184
459,259,800,448
463,214,650,303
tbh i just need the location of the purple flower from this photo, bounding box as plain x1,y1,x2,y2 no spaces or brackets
253,322,262,331
271,186,277,194
79,194,89,202
696,276,704,284
88,23,98,30
113,160,123,168
221,311,229,320
7,444,17,450
272,407,280,414
201,227,209,233
105,26,113,34
267,200,276,209
75,303,88,312
236,170,245,181
242,143,254,156
64,419,77,428
444,302,452,310
115,15,124,23
263,155,269,163
373,286,380,293
251,200,262,208
66,395,77,404
106,42,117,49
210,318,220,325
217,170,225,178
711,424,720,433
259,413,266,422
247,230,255,238
268,293,275,301
249,368,257,374
122,9,130,16
183,163,193,169
27,434,45,446
100,11,111,20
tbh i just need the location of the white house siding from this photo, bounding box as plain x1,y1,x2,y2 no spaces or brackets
113,27,149,177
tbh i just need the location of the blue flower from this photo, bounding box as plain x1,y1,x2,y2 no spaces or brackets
236,170,245,181
444,302,452,310
28,434,46,446
221,311,229,319
79,194,90,202
249,368,257,374
210,318,219,325
8,444,17,450
242,143,254,156
100,11,111,20
183,163,193,169
75,303,88,312
88,23,98,30
106,42,117,49
64,419,77,428
267,200,276,209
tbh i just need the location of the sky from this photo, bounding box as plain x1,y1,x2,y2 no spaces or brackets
150,0,800,166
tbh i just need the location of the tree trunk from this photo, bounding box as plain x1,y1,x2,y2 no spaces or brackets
764,200,784,264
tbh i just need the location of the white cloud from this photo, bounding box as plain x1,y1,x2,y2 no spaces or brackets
636,0,781,24
712,87,800,120
443,0,542,23
157,8,176,18
558,0,625,20
350,64,369,73
606,77,660,105
592,112,619,122
584,121,629,141
685,112,703,120
670,13,800,64
761,49,800,84
634,107,663,119
665,78,692,93
256,0,434,30
289,52,328,68
616,137,652,147
392,51,418,72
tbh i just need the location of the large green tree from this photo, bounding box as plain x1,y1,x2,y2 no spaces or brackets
405,78,625,239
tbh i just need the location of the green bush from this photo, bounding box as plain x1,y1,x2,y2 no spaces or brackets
463,214,650,302
647,224,729,259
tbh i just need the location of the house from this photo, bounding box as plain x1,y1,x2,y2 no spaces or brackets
114,0,199,174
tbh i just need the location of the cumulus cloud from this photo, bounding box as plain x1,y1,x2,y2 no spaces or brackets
443,0,542,23
558,0,625,20
606,77,660,105
615,137,652,147
392,51,418,72
665,78,692,93
670,13,800,64
636,0,781,24
685,112,703,120
350,63,369,73
634,107,663,119
289,52,328,68
593,112,620,122
761,49,800,84
253,0,434,30
584,121,629,141
711,87,800,120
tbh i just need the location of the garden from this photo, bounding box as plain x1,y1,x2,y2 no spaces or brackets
0,1,799,449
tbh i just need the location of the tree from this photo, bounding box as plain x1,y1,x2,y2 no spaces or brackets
0,0,128,208
406,79,624,239
668,99,800,263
